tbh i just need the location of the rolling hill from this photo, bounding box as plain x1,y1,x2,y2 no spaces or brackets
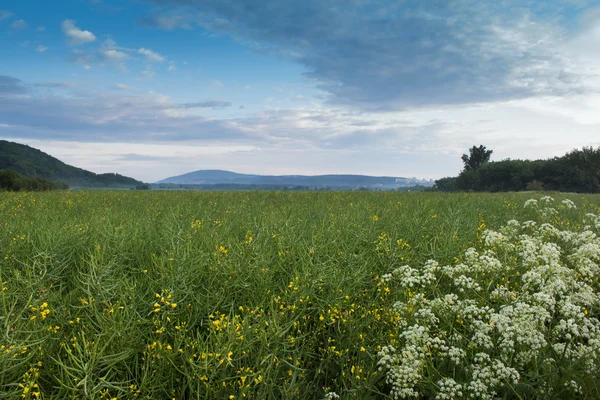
157,169,434,190
0,140,143,188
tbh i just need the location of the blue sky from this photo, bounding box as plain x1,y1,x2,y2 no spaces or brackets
1,0,600,182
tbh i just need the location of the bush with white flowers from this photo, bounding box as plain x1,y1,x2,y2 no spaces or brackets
378,197,600,399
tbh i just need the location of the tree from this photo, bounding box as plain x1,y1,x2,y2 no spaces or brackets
0,169,69,191
461,145,493,171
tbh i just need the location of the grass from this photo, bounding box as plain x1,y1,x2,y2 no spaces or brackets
0,191,599,399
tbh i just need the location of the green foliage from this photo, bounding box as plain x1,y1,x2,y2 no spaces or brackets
1,191,598,399
526,180,544,191
461,145,493,171
0,169,68,191
437,146,600,193
432,177,458,192
0,140,143,188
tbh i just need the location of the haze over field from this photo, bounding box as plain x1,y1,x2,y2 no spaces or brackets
2,0,600,181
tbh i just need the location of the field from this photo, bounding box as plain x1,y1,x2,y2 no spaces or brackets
1,191,599,399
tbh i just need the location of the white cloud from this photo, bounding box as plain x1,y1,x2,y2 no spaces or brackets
141,68,156,78
102,49,129,62
34,82,75,88
140,11,199,30
168,62,176,72
36,26,45,32
70,49,93,70
115,83,136,90
10,19,27,30
138,47,165,62
211,80,224,88
0,10,13,21
103,38,117,48
101,48,130,71
36,45,48,53
62,19,96,45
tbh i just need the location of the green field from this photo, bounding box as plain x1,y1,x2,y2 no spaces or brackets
1,191,599,399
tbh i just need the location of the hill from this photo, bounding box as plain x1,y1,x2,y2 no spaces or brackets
157,169,434,190
0,140,143,188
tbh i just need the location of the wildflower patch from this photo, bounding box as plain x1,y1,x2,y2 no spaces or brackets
378,197,600,399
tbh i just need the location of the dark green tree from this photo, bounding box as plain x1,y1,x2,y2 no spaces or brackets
461,145,493,171
0,169,68,191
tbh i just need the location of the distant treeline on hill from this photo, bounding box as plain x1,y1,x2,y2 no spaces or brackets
151,183,430,191
435,147,600,193
0,170,69,191
0,140,143,188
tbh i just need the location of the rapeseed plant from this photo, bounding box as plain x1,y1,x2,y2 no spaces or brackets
2,190,599,398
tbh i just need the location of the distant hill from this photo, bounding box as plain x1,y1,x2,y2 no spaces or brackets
157,169,434,190
0,140,143,188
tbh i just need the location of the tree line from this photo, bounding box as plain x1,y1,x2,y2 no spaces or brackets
435,146,600,193
0,170,69,192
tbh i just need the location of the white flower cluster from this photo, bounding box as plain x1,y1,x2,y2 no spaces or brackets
561,199,577,209
524,195,577,219
436,378,463,399
585,213,600,231
524,199,538,208
378,198,600,399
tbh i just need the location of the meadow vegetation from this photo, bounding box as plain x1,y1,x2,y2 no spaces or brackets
0,191,599,399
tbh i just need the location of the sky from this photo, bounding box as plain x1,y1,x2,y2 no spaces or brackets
1,0,600,182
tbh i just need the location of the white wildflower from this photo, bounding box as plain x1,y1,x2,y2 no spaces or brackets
379,197,600,398
561,199,577,209
483,230,505,247
524,199,538,208
436,378,463,400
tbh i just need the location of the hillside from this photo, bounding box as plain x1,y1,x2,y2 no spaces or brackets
157,169,434,189
0,140,143,188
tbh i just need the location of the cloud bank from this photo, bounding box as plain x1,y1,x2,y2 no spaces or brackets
142,0,598,110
